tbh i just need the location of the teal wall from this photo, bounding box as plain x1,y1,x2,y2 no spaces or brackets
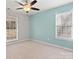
30,3,73,49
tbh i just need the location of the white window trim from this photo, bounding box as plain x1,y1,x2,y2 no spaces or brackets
55,11,73,41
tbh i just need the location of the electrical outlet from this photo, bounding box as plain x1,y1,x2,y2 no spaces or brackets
48,38,50,40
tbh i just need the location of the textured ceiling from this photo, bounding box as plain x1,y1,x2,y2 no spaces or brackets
6,0,73,15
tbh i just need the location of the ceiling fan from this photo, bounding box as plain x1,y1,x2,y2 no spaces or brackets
16,0,40,13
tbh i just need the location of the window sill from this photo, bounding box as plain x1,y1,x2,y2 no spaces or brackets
56,36,73,41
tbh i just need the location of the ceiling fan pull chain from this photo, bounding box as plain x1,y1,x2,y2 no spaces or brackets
26,11,29,13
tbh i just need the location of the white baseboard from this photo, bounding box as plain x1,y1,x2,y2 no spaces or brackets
32,39,73,52
6,39,30,45
7,38,73,52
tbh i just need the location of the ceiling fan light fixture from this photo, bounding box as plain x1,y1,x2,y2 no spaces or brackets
23,7,31,11
23,4,31,12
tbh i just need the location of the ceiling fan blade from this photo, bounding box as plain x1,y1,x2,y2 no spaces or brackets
31,7,40,11
16,1,24,6
30,0,37,6
16,8,23,10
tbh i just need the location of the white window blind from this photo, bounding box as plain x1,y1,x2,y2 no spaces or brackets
6,16,17,41
56,11,72,40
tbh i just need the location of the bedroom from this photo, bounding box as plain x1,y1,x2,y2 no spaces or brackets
6,0,73,59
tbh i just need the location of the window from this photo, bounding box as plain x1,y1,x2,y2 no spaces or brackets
56,11,72,40
6,16,18,42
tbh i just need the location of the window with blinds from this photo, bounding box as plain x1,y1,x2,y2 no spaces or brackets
56,11,72,40
6,16,17,41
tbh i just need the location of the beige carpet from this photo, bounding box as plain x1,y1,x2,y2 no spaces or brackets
7,41,73,59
